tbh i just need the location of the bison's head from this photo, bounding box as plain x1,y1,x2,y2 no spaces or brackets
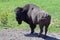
15,7,23,24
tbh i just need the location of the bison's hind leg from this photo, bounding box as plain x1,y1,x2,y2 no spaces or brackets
44,15,51,38
43,25,49,39
38,24,44,37
45,25,49,36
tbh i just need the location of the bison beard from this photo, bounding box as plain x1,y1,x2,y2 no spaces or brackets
15,4,51,38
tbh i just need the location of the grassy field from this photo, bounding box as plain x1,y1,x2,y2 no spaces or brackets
0,0,60,32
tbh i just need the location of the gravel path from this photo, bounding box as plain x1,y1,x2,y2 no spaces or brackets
0,28,60,40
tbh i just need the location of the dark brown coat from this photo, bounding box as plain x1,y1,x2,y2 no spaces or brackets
15,4,51,38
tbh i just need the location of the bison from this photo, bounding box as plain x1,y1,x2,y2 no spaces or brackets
14,4,51,38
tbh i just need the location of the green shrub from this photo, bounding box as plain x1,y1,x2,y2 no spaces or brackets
1,13,8,27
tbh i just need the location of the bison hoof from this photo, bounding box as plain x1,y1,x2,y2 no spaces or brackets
38,34,42,37
30,32,34,34
43,35,47,39
38,35,41,37
38,34,47,39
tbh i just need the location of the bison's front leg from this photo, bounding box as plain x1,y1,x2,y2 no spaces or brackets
30,24,36,34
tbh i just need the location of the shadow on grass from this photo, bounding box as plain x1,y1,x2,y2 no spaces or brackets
24,33,60,40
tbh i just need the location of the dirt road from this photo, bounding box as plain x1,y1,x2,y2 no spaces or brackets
0,28,60,40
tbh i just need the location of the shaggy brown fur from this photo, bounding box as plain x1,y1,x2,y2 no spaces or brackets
15,4,51,38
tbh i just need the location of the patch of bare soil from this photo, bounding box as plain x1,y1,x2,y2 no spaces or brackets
0,28,60,40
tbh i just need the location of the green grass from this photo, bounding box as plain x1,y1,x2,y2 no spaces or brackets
0,0,60,32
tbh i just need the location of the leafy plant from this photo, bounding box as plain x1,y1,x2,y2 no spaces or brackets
1,13,8,27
